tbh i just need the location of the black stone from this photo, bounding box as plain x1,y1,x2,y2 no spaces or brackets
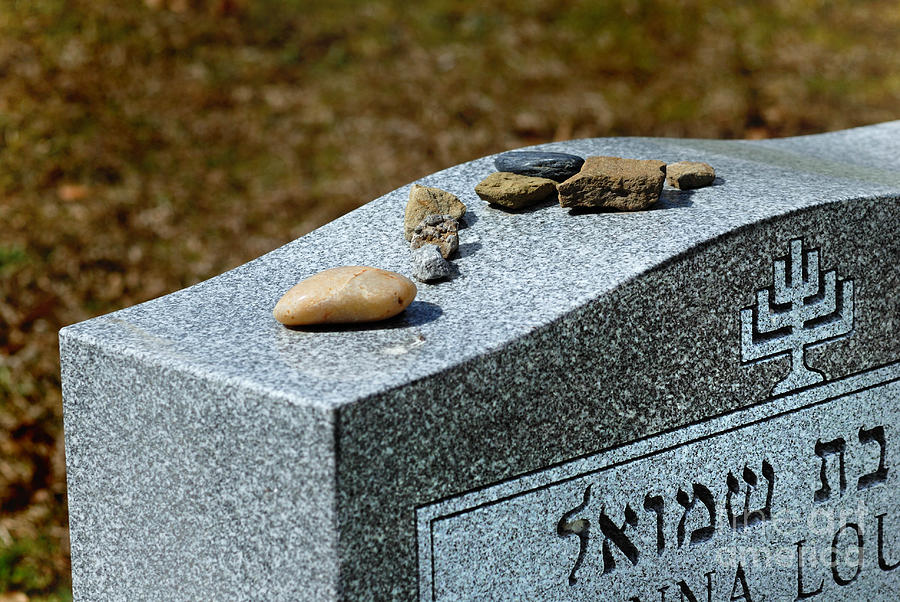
494,150,585,182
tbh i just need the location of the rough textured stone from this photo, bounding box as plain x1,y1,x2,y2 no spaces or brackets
273,266,416,325
474,171,557,209
410,214,459,259
411,245,451,282
60,122,900,602
494,150,585,182
558,155,666,210
666,160,716,189
404,184,466,240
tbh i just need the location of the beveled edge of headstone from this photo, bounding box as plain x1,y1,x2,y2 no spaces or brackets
59,121,900,410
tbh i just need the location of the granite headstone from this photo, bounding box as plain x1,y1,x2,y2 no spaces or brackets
60,122,900,601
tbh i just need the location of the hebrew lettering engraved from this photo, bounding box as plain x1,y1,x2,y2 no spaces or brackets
726,460,774,529
643,494,666,556
876,514,900,572
540,407,896,595
598,504,640,575
676,484,716,546
858,426,889,490
557,484,592,585
814,437,847,502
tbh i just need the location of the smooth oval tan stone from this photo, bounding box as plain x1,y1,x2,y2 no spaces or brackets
273,266,417,326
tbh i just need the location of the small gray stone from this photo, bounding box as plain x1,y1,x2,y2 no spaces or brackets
558,155,666,211
666,161,716,189
410,215,459,259
423,214,450,227
494,151,585,182
411,245,451,282
474,172,557,209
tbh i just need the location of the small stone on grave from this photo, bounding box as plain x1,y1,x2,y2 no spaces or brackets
410,214,459,259
404,184,466,241
474,172,557,209
411,245,451,282
494,150,585,182
666,161,716,189
273,266,416,325
558,155,666,211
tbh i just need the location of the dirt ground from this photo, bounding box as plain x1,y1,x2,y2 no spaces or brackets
1,0,898,598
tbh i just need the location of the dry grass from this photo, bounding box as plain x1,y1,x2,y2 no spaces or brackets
1,0,899,597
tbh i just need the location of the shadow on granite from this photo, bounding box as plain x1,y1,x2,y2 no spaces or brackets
284,300,443,332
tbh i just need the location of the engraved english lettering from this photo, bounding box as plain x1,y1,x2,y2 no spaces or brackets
729,563,753,601
830,522,863,586
876,513,900,572
676,571,714,602
794,539,824,600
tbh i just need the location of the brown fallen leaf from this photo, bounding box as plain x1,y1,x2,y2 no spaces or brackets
57,183,89,202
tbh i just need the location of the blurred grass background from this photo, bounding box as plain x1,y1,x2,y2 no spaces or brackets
1,0,898,598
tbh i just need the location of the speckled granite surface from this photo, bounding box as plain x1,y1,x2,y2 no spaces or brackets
61,122,900,600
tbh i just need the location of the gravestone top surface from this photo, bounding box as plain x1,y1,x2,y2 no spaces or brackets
59,121,900,410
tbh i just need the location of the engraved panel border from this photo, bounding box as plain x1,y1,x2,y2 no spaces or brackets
416,362,900,601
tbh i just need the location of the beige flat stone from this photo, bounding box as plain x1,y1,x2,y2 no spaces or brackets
558,156,666,211
273,266,417,326
666,161,716,189
404,184,466,240
474,172,557,209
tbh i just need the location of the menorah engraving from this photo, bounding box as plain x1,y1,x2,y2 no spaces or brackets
740,239,853,396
